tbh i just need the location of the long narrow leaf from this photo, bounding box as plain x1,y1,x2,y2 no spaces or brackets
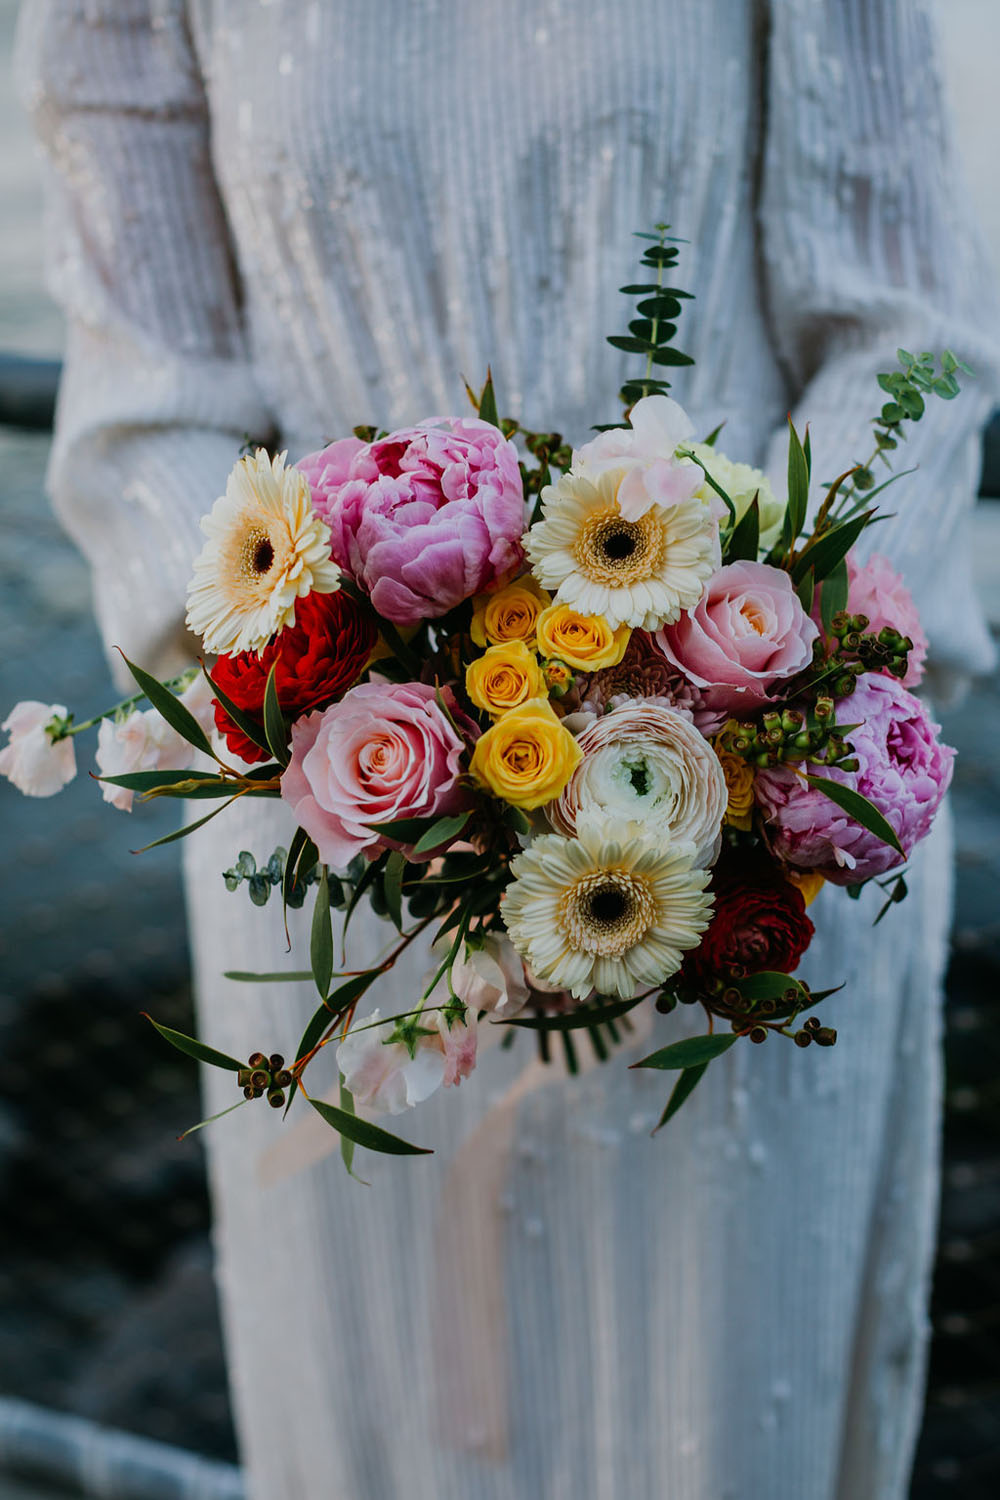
178,1100,249,1141
653,1062,708,1133
411,811,472,858
793,512,871,585
225,969,314,983
383,850,406,932
501,993,647,1033
338,1078,370,1182
309,1097,432,1156
804,774,904,855
820,557,849,636
310,867,334,998
142,1014,243,1071
119,653,215,757
99,769,220,792
131,796,237,853
263,662,290,766
783,418,810,547
202,663,271,756
631,1032,737,1071
724,493,760,563
478,369,499,427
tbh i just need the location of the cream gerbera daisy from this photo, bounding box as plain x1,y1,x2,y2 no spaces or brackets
501,817,714,1000
186,449,341,656
523,467,719,631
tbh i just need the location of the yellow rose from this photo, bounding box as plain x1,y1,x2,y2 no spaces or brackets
470,697,583,809
715,745,756,831
465,641,548,718
788,870,825,907
470,577,550,648
535,604,630,672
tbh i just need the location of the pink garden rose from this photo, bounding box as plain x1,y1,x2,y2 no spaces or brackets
297,418,526,626
654,561,819,718
755,673,953,885
281,681,478,866
844,552,928,688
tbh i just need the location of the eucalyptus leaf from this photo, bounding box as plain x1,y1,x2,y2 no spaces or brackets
263,663,290,767
804,774,904,855
653,1062,708,1133
225,970,314,982
310,867,334,998
632,1032,737,1071
119,654,215,757
411,811,472,857
309,1097,432,1156
383,850,406,933
143,1014,243,1071
202,664,271,755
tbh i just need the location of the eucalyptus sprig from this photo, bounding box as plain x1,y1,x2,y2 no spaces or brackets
602,223,695,425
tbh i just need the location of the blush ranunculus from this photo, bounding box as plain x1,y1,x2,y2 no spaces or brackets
280,681,478,867
755,673,954,885
654,561,819,718
297,419,526,627
211,589,377,763
680,853,815,988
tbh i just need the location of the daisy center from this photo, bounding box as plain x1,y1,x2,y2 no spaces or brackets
574,507,663,586
240,526,277,581
559,869,655,957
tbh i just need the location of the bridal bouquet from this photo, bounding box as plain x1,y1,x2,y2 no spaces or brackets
1,230,965,1163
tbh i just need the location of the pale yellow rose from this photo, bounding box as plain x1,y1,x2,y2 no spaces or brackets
469,697,583,809
535,603,630,672
715,744,756,832
470,577,550,648
688,441,786,550
465,641,547,718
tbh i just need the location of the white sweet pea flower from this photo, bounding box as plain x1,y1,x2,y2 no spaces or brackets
176,672,219,739
96,708,190,812
572,394,701,520
0,701,77,797
449,932,532,1020
436,1008,479,1087
337,1008,447,1116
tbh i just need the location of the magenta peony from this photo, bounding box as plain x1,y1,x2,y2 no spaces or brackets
281,681,478,866
654,560,819,718
755,673,953,885
297,419,526,626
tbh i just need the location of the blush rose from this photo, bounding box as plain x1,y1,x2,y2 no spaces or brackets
281,680,478,867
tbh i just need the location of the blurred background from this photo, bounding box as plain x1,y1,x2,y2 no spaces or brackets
0,1,998,1497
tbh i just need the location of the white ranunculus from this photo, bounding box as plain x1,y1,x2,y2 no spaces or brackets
450,932,532,1019
96,708,189,812
686,442,786,550
337,1008,446,1116
572,394,701,520
547,702,728,867
0,701,77,797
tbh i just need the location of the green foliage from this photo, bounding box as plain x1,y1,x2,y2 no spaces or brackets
653,1062,709,1132
310,866,335,998
804,774,904,856
604,225,695,420
142,1015,243,1072
309,1097,432,1156
262,663,290,766
632,1032,737,1071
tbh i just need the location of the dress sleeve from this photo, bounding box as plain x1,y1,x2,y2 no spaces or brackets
15,0,274,678
760,0,1000,691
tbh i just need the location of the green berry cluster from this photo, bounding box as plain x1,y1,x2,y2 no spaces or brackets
238,1051,293,1108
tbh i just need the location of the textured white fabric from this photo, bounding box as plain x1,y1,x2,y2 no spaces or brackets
15,1,1000,1496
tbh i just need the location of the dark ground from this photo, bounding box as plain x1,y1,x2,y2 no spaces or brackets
0,420,998,1494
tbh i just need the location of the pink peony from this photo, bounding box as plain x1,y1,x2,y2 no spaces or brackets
281,681,478,867
844,552,928,688
755,673,953,885
654,561,819,718
297,419,526,626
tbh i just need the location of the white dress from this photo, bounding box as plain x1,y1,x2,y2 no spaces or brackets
17,2,1000,1496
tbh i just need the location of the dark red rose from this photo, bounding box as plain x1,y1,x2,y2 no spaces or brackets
682,857,815,989
212,589,377,763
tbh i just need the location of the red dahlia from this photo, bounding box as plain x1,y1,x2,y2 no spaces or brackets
681,855,815,989
211,589,376,763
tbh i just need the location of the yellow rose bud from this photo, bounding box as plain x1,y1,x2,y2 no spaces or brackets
465,641,548,718
788,870,825,907
535,603,630,672
470,577,550,648
469,697,583,809
715,746,756,831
